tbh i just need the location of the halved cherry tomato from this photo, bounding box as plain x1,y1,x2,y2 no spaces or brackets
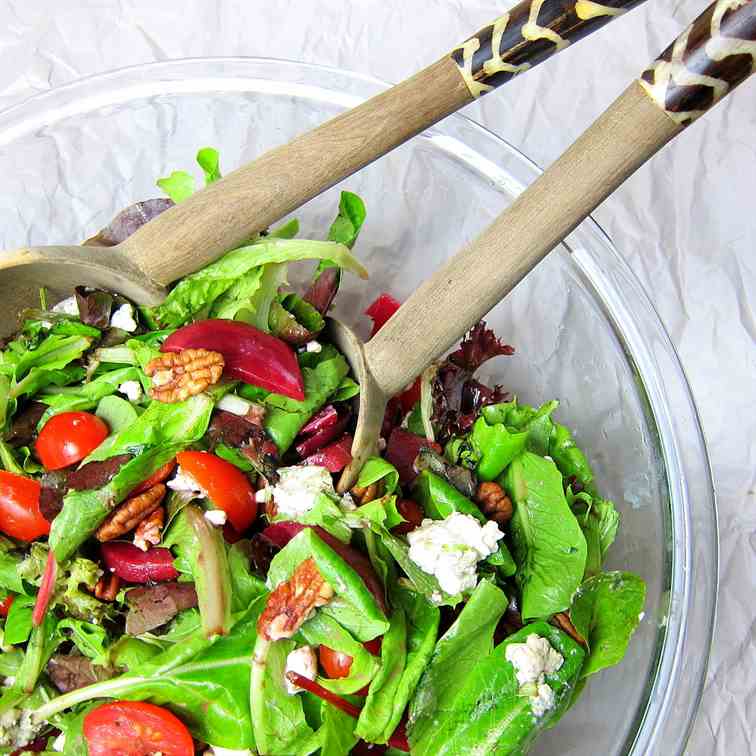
0,471,49,541
176,451,257,532
129,459,176,497
35,411,109,470
0,594,14,617
83,700,193,756
319,645,353,679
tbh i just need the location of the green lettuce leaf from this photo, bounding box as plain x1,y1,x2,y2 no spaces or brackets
356,457,399,497
570,491,620,578
570,571,646,678
57,619,110,666
411,469,484,522
319,701,359,756
3,593,34,644
502,452,587,619
157,170,195,203
197,147,222,184
228,540,268,613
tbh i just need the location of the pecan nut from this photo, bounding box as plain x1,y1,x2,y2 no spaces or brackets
351,480,384,505
257,558,334,641
553,611,587,646
133,506,165,551
145,349,224,403
95,484,166,542
94,573,121,601
475,481,513,525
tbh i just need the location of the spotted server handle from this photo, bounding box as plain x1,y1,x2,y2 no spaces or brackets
450,0,646,98
640,0,755,125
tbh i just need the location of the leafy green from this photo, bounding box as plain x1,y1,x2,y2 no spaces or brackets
272,492,351,543
571,491,620,578
330,375,360,402
409,620,585,755
157,170,195,203
50,444,180,562
549,422,596,493
319,701,359,756
250,637,319,756
215,442,255,472
57,619,110,666
197,147,222,184
86,393,213,462
408,580,508,746
356,588,439,744
12,612,59,696
356,457,399,497
95,394,140,432
228,540,268,613
411,469,484,522
149,237,367,329
485,541,517,578
0,536,27,595
470,415,528,481
33,599,267,750
299,612,380,695
570,571,646,678
502,453,587,619
163,505,232,637
209,265,266,323
267,528,389,642
240,344,350,453
4,593,33,644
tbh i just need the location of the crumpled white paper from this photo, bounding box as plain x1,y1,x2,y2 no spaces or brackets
0,1,752,753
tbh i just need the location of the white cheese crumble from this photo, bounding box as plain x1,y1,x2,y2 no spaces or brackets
118,380,143,402
406,512,504,595
217,394,255,416
167,466,207,497
204,509,227,526
255,486,272,503
270,465,335,518
0,708,42,749
110,303,138,332
505,633,564,718
52,295,79,315
52,733,66,751
284,645,317,695
305,340,322,353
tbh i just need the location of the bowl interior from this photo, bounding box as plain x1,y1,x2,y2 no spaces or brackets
0,58,715,754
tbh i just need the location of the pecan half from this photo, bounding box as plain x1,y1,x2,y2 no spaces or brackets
475,481,513,525
133,506,165,551
95,484,166,542
351,480,384,505
94,573,121,601
553,611,587,647
145,348,224,403
257,558,334,641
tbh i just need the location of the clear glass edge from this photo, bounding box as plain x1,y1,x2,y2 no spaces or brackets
0,56,718,754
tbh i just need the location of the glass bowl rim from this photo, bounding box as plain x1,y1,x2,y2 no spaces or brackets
0,56,718,754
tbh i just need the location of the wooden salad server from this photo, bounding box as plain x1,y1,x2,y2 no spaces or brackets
0,0,647,333
335,0,756,490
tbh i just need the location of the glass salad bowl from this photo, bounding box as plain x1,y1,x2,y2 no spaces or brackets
0,58,716,754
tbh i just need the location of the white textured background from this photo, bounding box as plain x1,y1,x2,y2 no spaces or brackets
0,1,753,753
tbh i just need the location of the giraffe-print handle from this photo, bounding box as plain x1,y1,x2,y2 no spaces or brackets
450,0,644,98
640,0,755,125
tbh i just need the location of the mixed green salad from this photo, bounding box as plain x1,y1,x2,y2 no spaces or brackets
0,149,645,755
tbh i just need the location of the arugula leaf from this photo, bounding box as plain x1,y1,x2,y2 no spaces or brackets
502,453,587,619
149,237,367,329
299,612,380,695
163,505,232,637
57,619,110,666
267,528,389,642
34,599,267,750
50,445,181,562
570,571,646,678
250,637,319,756
409,620,585,755
356,588,439,744
240,344,350,453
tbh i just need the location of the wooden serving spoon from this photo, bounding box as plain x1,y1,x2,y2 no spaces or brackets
334,0,755,490
0,0,647,333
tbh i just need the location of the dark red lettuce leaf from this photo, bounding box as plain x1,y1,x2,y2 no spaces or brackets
6,401,47,447
74,287,113,329
124,582,198,635
240,427,280,482
385,428,442,485
447,321,514,372
303,267,340,315
86,198,174,246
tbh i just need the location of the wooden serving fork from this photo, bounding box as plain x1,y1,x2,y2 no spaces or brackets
334,0,755,490
0,0,645,332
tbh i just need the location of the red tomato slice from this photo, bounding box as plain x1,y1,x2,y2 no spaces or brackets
0,471,49,541
176,451,257,532
83,701,193,756
319,645,353,679
35,411,109,470
129,459,176,497
0,594,14,617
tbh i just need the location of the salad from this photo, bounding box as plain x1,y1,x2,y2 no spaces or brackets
0,149,645,756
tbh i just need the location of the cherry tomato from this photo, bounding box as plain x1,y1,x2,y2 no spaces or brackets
392,499,425,535
35,411,109,470
129,459,176,497
83,701,193,756
0,594,14,617
176,451,257,532
0,471,49,541
319,645,353,679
